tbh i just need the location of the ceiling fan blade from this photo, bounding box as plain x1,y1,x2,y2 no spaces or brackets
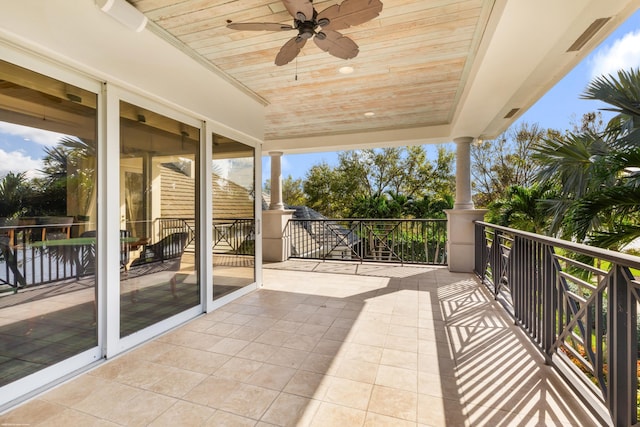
227,22,294,31
314,30,359,60
275,36,307,66
317,0,383,31
281,0,314,21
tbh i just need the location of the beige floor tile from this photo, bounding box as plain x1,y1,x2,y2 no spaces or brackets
218,383,279,420
352,330,387,347
38,408,120,427
158,329,223,350
375,365,418,392
297,323,329,338
152,345,230,374
204,410,257,426
42,374,109,407
313,338,344,356
380,348,418,370
237,342,280,362
300,352,337,374
183,376,241,408
267,347,309,369
364,411,416,427
322,325,352,341
388,324,418,339
384,334,419,352
147,367,207,397
334,358,379,384
342,342,384,364
148,400,215,426
225,312,257,325
216,357,264,381
271,319,304,333
310,402,366,427
255,329,295,346
105,390,175,426
306,313,338,326
260,393,320,427
208,337,251,356
368,385,417,422
246,363,297,391
417,393,467,427
72,380,140,418
283,333,320,351
0,399,65,426
204,321,242,337
324,377,373,410
228,325,267,341
283,370,329,399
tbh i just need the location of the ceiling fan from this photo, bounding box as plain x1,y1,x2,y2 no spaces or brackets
227,0,383,66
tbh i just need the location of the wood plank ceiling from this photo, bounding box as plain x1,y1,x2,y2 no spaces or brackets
131,0,495,142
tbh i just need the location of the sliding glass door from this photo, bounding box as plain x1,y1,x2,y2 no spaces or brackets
119,101,200,337
0,59,99,387
211,134,256,299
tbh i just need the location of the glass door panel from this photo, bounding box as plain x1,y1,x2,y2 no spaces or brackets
0,59,98,385
119,101,199,337
212,134,256,299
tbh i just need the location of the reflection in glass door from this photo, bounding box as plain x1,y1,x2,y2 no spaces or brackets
119,101,199,337
212,134,256,299
0,59,99,389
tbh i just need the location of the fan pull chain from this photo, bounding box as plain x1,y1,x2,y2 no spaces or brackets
295,58,298,81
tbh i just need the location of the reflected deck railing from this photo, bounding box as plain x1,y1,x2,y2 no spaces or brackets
475,220,639,426
0,217,194,293
286,218,447,265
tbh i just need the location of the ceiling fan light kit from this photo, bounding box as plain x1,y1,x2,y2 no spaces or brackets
227,0,383,66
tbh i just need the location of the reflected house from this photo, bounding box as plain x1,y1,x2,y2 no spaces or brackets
0,1,638,424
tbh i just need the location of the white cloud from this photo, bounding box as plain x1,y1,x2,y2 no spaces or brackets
0,149,43,178
0,121,66,146
590,30,640,79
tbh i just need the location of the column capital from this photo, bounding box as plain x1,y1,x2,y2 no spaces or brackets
269,151,284,157
453,136,475,145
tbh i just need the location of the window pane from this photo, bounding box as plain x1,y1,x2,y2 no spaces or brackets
0,59,97,385
120,101,199,337
212,134,255,299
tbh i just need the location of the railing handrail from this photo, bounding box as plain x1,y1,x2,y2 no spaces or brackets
476,220,640,270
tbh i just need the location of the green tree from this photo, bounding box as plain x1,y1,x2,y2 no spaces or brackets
302,146,455,218
0,172,29,218
486,184,556,234
534,68,640,250
471,122,547,207
263,175,306,206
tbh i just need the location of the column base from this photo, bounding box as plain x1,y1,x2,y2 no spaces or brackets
445,209,488,273
262,210,295,262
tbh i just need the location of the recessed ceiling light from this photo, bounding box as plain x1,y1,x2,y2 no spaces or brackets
364,112,375,117
339,66,354,74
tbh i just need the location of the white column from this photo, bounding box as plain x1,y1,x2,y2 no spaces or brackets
269,151,284,210
446,136,485,272
264,151,294,262
454,136,474,209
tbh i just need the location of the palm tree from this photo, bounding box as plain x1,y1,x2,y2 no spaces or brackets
487,184,556,234
534,68,640,250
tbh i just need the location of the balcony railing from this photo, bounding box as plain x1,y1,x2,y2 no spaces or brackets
475,221,639,426
213,218,255,255
287,218,447,265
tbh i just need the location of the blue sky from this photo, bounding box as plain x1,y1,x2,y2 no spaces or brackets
262,9,640,184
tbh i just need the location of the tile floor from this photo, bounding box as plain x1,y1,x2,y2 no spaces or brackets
0,261,600,426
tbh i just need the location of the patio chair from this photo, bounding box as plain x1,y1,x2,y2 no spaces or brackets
129,231,189,267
